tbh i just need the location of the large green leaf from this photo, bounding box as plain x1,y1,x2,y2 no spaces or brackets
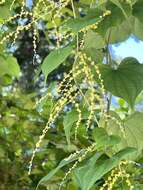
123,15,143,41
104,18,131,43
41,44,73,80
132,0,143,22
84,48,104,63
95,57,143,108
65,17,101,34
36,149,86,189
84,30,105,49
96,1,127,36
74,147,136,190
104,112,143,158
63,9,102,34
0,55,20,78
132,0,143,40
133,17,143,40
83,30,104,62
93,127,121,148
74,153,102,189
110,0,128,18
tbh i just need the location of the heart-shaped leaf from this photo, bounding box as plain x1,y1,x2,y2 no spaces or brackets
95,57,143,108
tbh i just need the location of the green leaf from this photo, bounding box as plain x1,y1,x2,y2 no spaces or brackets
0,55,20,78
96,2,126,36
37,149,85,189
0,4,11,21
41,44,73,80
63,14,101,34
83,30,104,62
110,0,128,18
105,18,131,43
84,30,105,49
133,185,143,190
74,147,136,190
105,112,143,159
95,57,143,108
84,48,104,63
63,108,89,145
0,75,12,85
74,153,102,190
115,184,143,190
133,17,143,40
133,0,143,22
93,127,121,148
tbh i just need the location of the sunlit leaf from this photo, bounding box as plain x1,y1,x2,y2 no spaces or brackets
0,55,20,78
42,44,73,80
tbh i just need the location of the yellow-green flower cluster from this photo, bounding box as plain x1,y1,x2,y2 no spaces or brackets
59,143,96,190
100,160,134,190
80,10,111,33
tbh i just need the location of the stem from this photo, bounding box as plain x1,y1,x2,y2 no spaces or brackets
105,35,113,113
70,0,76,18
107,93,112,114
70,0,79,53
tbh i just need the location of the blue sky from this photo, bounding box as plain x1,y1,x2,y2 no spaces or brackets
26,0,33,8
110,35,143,63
